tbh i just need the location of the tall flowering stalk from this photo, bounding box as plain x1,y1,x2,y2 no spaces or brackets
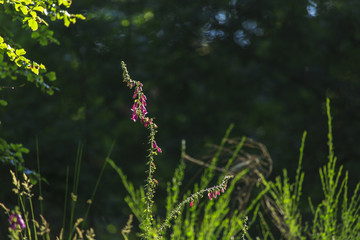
120,62,236,239
121,61,161,236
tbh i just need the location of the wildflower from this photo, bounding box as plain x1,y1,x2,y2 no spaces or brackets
208,192,213,200
141,104,147,115
9,213,26,230
157,147,162,153
149,119,155,128
212,192,217,199
131,102,137,112
152,141,162,153
190,201,194,208
138,82,143,91
131,112,138,122
140,94,147,105
126,82,135,88
132,88,138,98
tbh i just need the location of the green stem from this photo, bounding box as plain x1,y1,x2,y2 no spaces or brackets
62,166,69,238
29,197,38,240
68,144,83,240
36,136,44,215
82,140,116,228
19,196,32,240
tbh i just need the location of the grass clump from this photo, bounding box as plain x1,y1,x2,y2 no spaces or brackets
261,98,360,240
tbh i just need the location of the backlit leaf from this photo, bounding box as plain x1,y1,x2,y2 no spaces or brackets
28,19,38,31
20,6,28,15
15,49,26,56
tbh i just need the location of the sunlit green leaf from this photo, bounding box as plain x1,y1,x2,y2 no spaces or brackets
20,6,28,15
76,14,86,20
15,58,22,67
30,11,37,18
31,66,39,75
64,15,70,27
33,6,44,13
28,19,38,31
15,49,26,56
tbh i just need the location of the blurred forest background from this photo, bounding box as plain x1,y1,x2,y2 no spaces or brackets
1,0,360,238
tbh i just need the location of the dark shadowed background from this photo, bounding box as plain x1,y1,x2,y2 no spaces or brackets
1,0,360,238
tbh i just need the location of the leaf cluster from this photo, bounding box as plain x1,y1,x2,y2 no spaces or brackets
0,0,84,188
0,0,85,98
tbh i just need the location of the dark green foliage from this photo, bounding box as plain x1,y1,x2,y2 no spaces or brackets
1,0,360,239
0,0,84,178
0,138,41,184
0,138,28,167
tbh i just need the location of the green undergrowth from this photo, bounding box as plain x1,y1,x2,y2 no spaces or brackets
260,98,360,240
1,62,360,240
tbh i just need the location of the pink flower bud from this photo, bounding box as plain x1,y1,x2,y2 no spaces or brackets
141,105,147,115
17,214,26,229
190,201,194,207
208,192,213,200
140,94,147,106
132,89,138,99
212,192,217,199
131,102,138,112
138,84,143,92
131,113,138,122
